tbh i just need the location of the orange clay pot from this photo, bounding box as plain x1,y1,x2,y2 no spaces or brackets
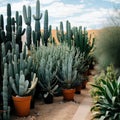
62,88,75,101
12,96,32,117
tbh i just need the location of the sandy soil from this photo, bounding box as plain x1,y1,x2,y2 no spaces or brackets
11,70,96,120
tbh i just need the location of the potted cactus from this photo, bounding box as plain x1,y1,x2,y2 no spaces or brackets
9,72,38,117
57,47,80,101
4,46,38,116
37,55,58,104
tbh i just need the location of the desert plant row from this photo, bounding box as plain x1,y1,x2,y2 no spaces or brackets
0,0,95,119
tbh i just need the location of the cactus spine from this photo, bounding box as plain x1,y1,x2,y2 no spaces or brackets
23,5,32,50
33,0,42,47
43,10,51,46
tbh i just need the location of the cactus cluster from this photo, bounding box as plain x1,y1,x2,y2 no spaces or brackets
0,0,96,119
73,26,95,56
56,21,95,56
56,20,72,47
9,71,38,96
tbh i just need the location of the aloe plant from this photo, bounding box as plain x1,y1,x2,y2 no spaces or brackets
91,65,120,120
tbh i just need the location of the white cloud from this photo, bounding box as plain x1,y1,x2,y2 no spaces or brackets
105,0,120,4
0,0,119,30
42,1,85,18
41,0,60,4
54,8,113,30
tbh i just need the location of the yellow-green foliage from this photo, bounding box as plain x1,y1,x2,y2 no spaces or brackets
90,64,117,102
90,65,120,120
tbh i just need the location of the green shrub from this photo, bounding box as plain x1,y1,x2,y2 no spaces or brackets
94,26,120,73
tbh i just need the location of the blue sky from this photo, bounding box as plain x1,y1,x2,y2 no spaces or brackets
0,0,120,30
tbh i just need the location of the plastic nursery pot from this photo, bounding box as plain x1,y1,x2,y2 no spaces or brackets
75,85,82,94
81,80,88,89
43,93,53,104
12,96,32,117
62,88,75,101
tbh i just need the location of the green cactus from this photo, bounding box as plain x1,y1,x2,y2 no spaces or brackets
43,10,51,46
56,21,72,47
23,5,32,50
37,53,58,98
0,14,4,32
0,14,4,63
6,4,12,43
72,26,95,57
11,17,15,32
65,20,73,48
57,21,65,43
3,63,10,120
16,14,25,52
9,71,38,96
33,0,42,47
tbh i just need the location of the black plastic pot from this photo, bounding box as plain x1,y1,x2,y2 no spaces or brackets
43,93,53,104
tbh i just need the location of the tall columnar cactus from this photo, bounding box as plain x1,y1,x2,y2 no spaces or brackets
3,63,10,120
56,21,72,46
23,5,32,50
11,17,15,32
33,0,42,47
65,20,72,48
43,10,51,46
0,14,4,82
6,4,12,43
0,14,4,47
0,14,4,34
15,14,25,52
72,26,95,57
0,4,12,53
56,22,65,43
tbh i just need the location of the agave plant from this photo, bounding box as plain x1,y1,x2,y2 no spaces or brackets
91,65,120,120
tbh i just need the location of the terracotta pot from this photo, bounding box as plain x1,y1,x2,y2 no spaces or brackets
12,96,32,117
62,88,75,101
75,85,82,94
